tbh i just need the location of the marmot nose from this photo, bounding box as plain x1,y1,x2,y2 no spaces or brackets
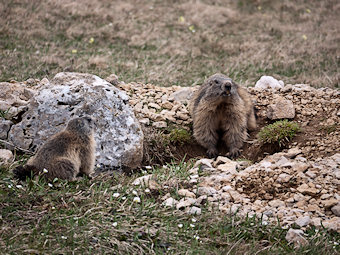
224,83,231,91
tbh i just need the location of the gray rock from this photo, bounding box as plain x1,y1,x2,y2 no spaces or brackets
169,87,195,103
0,119,13,139
331,204,340,216
176,198,196,209
8,72,144,169
197,186,217,196
188,206,202,215
285,228,308,248
0,149,13,165
294,216,311,227
267,98,295,120
163,197,178,208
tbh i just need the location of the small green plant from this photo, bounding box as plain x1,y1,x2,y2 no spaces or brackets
0,108,10,119
168,128,192,145
258,120,300,147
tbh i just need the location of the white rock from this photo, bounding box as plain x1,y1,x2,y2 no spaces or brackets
194,158,213,169
0,149,14,165
217,162,238,174
139,118,150,125
255,76,284,90
277,173,291,183
178,189,196,198
163,197,178,208
148,102,161,110
132,174,153,186
285,228,308,248
295,216,311,227
268,199,285,208
197,187,217,196
152,121,167,128
188,206,202,215
176,198,196,209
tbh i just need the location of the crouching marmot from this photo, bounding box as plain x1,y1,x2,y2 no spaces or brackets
13,116,96,181
190,74,256,158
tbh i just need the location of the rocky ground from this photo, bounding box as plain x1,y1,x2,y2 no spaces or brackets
0,75,339,248
113,77,340,244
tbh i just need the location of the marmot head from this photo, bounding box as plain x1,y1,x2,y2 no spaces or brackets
204,73,239,101
66,116,95,136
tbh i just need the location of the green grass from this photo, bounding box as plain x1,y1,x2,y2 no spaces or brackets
258,120,300,147
0,162,339,254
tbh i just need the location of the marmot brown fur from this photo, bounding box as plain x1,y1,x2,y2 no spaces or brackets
190,73,256,158
13,116,96,181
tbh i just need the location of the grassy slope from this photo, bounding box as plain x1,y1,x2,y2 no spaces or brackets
0,161,339,254
0,0,339,87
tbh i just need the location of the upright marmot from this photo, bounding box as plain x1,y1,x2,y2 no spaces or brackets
190,73,256,158
13,116,96,181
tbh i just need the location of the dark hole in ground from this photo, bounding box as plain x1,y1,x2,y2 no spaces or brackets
142,116,285,166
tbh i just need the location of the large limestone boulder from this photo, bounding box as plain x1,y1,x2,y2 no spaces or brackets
7,72,144,169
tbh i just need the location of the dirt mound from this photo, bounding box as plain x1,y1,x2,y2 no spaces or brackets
115,81,339,166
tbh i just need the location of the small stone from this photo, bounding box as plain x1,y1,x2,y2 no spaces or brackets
285,147,302,158
268,199,285,208
0,149,14,165
213,156,233,166
148,103,161,110
295,216,311,227
230,204,242,214
0,119,13,139
176,198,196,209
197,187,217,196
311,217,322,227
161,193,171,201
217,162,238,174
132,174,153,186
296,183,319,196
161,101,173,110
267,98,295,120
322,199,338,209
331,204,340,216
229,190,244,203
139,118,150,125
195,195,207,205
188,206,201,215
285,228,308,248
277,173,291,183
194,158,213,169
178,189,196,198
163,197,178,208
306,204,320,212
105,73,120,85
152,121,167,128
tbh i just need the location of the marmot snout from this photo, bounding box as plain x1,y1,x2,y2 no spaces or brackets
190,73,256,158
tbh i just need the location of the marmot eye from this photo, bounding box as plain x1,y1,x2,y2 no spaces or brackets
214,79,219,84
